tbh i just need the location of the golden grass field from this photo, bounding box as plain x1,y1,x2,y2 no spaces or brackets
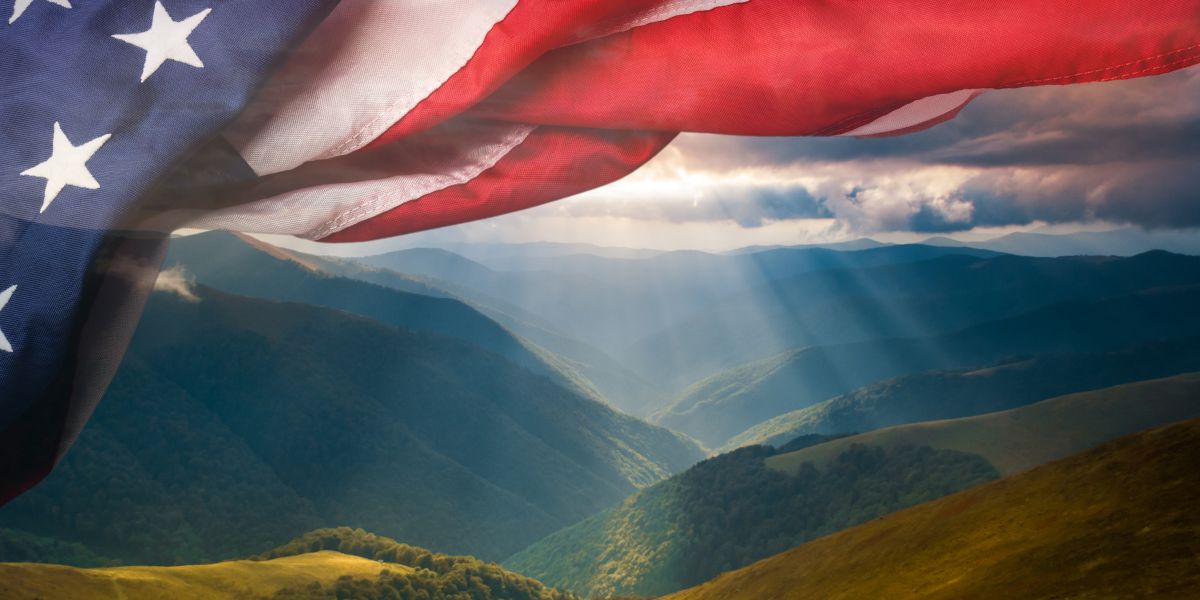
0,550,412,600
669,417,1200,599
767,372,1200,476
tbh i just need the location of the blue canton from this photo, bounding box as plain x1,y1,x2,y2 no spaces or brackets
0,0,334,497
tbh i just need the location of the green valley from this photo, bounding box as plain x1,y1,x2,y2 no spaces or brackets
0,285,702,565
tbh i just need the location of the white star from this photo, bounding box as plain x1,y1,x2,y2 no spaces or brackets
21,122,112,213
112,1,211,82
0,285,15,353
9,0,70,25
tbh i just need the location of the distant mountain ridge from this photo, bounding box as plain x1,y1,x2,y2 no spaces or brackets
766,373,1200,476
658,282,1200,446
726,336,1200,450
630,250,1200,391
351,243,1007,407
921,227,1200,257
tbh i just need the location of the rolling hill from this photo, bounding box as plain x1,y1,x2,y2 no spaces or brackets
667,417,1200,600
0,528,573,600
658,284,1200,447
506,374,1200,596
726,337,1200,450
0,551,409,600
0,287,702,565
766,373,1200,476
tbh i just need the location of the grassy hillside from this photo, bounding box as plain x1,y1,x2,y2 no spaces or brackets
659,284,1200,447
0,551,405,600
504,443,996,597
727,337,1200,450
0,529,574,600
0,288,702,565
668,417,1200,600
767,373,1200,476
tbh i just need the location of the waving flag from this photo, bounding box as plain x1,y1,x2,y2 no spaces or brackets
1,0,1198,503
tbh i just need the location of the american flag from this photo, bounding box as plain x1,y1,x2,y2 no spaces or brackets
0,0,1197,503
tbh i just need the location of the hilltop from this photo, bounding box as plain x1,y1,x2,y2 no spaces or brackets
0,528,573,600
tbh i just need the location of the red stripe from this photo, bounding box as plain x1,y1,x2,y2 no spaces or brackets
325,126,675,242
466,0,1200,135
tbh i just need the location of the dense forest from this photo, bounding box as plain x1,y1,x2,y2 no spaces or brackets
262,528,578,600
507,440,999,597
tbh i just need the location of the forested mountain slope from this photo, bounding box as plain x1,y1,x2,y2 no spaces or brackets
0,288,702,564
668,417,1200,600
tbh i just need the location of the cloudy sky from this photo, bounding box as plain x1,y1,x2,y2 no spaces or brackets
270,65,1200,254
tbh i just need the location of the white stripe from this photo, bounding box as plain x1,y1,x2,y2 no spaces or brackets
224,0,518,176
841,89,985,136
181,123,535,239
590,0,749,39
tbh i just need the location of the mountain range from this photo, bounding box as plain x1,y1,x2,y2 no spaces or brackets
346,243,1200,424
726,336,1200,449
0,236,703,565
657,282,1200,447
